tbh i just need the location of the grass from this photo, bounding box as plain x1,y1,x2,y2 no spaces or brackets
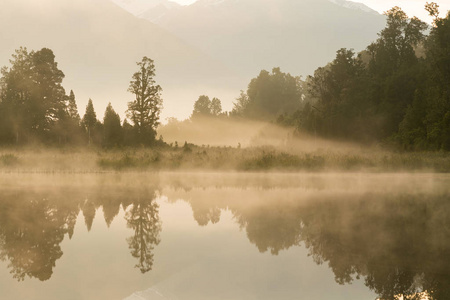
0,154,19,166
0,146,449,173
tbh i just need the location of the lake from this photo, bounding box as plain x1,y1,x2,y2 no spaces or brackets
0,172,449,300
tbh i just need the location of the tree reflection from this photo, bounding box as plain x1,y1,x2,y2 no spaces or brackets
193,205,221,226
0,191,79,281
184,190,450,299
296,194,450,300
0,184,163,281
234,205,302,255
124,190,161,274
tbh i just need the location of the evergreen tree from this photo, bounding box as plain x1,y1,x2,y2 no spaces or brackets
67,90,80,122
127,57,162,145
82,99,97,145
0,47,67,144
102,103,122,148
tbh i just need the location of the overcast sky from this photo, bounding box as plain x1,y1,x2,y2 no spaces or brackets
171,0,450,23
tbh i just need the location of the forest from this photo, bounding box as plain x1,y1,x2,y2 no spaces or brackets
0,4,449,171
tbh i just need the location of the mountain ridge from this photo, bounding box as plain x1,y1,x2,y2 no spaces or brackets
128,0,386,78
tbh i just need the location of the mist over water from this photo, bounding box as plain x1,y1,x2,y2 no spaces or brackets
1,1,450,299
0,172,449,299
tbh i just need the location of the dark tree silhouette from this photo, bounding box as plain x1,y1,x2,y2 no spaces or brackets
102,102,122,148
127,57,162,145
81,99,98,146
0,47,66,144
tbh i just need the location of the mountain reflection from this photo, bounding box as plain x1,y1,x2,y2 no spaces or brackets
0,184,161,281
0,174,449,300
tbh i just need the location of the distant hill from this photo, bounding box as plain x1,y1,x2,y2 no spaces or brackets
123,0,386,78
110,0,182,18
0,0,237,120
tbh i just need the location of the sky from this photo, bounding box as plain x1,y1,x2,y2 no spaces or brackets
171,0,450,24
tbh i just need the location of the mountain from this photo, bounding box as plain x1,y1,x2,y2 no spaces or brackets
0,0,237,120
110,0,181,16
0,0,388,120
327,0,379,15
125,0,386,78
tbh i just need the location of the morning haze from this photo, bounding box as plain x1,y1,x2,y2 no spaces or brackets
0,0,449,299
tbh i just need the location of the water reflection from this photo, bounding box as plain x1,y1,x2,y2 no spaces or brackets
125,194,161,274
0,173,449,300
0,192,69,281
166,176,450,300
0,183,161,281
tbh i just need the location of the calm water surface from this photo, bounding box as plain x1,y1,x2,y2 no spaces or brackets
0,172,449,300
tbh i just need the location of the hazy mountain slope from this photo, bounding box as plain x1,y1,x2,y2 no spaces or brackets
0,0,237,120
139,0,386,77
110,0,181,16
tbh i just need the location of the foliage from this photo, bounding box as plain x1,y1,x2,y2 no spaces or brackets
102,103,122,148
289,4,450,150
233,68,303,120
81,99,98,145
191,95,223,118
126,57,163,145
0,47,67,144
398,5,450,150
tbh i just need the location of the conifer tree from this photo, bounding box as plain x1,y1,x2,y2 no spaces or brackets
82,99,97,145
103,103,122,148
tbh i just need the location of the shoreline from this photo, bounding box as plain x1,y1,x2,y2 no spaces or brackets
1,147,450,173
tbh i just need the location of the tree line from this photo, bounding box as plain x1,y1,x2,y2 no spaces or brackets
2,3,449,151
190,3,449,151
0,49,163,147
0,185,161,280
252,4,448,150
292,4,450,150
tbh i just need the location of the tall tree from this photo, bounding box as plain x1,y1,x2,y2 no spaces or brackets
366,7,428,137
102,103,122,148
0,47,67,144
67,90,80,122
127,57,162,145
82,99,97,145
399,3,450,150
305,49,371,139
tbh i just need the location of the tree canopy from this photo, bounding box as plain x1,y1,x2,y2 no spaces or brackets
127,56,163,145
191,95,223,119
286,3,450,150
0,47,66,144
232,68,303,120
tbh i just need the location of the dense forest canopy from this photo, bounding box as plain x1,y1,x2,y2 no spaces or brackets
0,3,449,150
280,4,450,150
0,53,164,147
